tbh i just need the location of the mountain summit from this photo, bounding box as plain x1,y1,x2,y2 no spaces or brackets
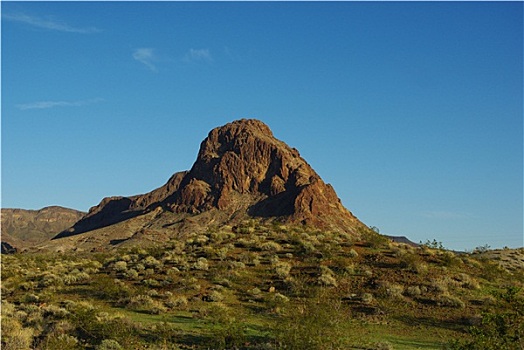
171,119,361,228
54,119,366,244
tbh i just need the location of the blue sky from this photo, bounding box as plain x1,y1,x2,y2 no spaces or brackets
2,1,522,251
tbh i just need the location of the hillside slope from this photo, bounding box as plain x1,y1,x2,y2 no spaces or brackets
1,206,85,252
50,119,367,251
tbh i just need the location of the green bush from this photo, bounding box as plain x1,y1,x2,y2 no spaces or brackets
96,339,123,350
437,294,465,308
207,306,247,350
274,294,351,349
42,334,80,350
448,286,524,350
318,266,338,287
1,317,34,350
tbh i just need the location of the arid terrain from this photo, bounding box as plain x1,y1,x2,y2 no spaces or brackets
1,206,85,253
2,119,522,350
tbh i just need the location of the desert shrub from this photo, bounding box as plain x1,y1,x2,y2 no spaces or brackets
1,318,34,350
91,274,131,300
318,274,338,287
261,241,282,252
40,273,63,287
113,261,128,272
63,271,91,285
213,278,232,288
142,278,160,287
361,293,374,305
392,246,407,258
208,290,224,302
385,283,404,299
448,287,524,350
270,254,280,265
236,238,255,248
197,234,211,245
165,295,189,310
399,252,424,272
318,266,338,287
126,295,165,314
142,256,162,269
96,339,123,350
295,239,317,255
348,248,359,258
437,294,465,308
18,281,35,291
207,305,247,350
21,293,40,303
42,304,70,319
464,279,480,290
248,287,262,296
272,293,290,304
228,261,246,270
453,273,480,290
274,294,350,349
239,251,257,264
404,286,422,298
87,259,103,270
429,277,450,294
147,289,160,298
343,263,357,275
193,257,209,271
209,231,228,243
124,269,139,280
63,273,79,285
216,247,229,260
186,277,201,292
440,251,460,267
67,302,127,345
120,254,132,262
20,306,44,329
274,262,292,279
42,334,80,350
363,230,390,249
377,281,404,299
361,266,373,278
75,271,91,283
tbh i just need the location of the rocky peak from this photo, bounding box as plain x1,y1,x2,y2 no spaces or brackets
169,119,362,232
55,118,365,240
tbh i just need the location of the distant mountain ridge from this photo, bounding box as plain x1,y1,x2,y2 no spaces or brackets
50,119,367,250
1,206,85,252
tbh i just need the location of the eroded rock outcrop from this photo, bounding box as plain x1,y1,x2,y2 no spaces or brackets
56,119,365,239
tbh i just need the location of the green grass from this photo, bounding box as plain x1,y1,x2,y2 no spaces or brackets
351,321,451,349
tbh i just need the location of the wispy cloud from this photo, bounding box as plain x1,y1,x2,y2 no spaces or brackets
184,48,213,63
133,48,158,72
421,211,474,220
16,98,104,111
3,12,101,34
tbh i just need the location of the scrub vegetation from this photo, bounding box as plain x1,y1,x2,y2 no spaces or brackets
2,220,523,349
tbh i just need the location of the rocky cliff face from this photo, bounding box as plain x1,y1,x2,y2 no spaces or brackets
55,119,365,240
170,119,361,230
